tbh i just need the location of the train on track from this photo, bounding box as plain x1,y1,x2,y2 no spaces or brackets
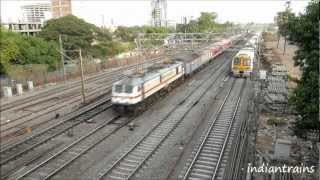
231,33,260,77
111,34,246,114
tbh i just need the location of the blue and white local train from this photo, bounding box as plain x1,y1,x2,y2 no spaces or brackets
111,34,245,112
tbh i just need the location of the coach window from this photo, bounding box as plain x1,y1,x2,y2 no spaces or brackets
125,85,133,93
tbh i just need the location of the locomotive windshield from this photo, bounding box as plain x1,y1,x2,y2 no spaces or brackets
115,85,123,93
125,85,133,93
233,57,241,65
243,58,251,66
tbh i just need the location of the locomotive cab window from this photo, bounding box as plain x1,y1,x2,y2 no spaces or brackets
233,57,241,65
125,85,133,93
115,85,123,93
243,59,251,66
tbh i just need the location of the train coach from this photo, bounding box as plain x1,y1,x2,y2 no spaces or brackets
111,34,245,114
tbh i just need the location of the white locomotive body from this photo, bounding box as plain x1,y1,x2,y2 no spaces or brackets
112,61,184,106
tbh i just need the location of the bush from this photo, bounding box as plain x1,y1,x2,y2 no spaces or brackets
0,29,60,75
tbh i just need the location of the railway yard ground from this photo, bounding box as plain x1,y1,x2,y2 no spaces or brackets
0,57,162,144
0,34,318,180
253,33,319,180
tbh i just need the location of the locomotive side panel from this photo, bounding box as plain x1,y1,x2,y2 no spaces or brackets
142,75,161,100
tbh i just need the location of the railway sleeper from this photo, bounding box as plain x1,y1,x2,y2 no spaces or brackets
112,169,131,176
201,148,220,154
109,174,126,180
119,162,137,168
198,156,218,162
196,160,217,167
117,166,133,173
193,163,214,171
136,146,153,152
127,154,144,161
130,151,146,157
119,159,139,168
192,167,213,175
190,171,211,179
200,150,220,156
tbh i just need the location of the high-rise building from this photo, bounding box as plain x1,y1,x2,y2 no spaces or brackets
21,3,51,23
51,0,72,18
3,22,43,36
151,0,167,27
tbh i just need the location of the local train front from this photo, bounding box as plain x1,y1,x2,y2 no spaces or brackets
231,50,254,77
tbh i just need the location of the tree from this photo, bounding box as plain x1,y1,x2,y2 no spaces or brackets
0,29,60,75
176,12,231,33
0,31,20,74
274,1,295,50
39,15,112,58
197,12,218,32
283,0,319,140
114,26,137,42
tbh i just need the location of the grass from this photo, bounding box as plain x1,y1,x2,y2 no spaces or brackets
267,117,287,126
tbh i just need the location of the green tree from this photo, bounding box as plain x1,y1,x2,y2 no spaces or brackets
274,1,295,48
115,26,137,42
0,29,60,75
0,31,20,74
176,12,231,33
283,0,319,140
197,12,218,32
39,15,112,58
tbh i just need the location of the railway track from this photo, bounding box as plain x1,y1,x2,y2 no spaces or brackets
94,51,234,180
0,56,162,113
0,82,114,136
180,78,246,180
13,115,132,180
0,96,112,179
1,43,243,179
0,57,164,139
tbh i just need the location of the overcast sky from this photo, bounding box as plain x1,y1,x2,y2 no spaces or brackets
1,0,310,26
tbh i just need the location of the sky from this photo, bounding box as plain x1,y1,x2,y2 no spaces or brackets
1,0,310,26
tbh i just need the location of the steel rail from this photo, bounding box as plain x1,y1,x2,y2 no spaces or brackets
15,115,122,180
96,50,235,180
0,96,111,166
182,78,246,180
0,56,163,112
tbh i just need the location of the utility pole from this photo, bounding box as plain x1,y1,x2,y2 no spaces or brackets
59,34,66,83
184,17,187,45
78,49,86,104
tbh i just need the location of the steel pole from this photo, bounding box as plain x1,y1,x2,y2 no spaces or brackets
59,34,66,83
79,49,86,104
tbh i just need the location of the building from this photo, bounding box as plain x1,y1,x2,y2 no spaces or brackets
51,0,72,18
3,22,43,36
21,3,51,23
151,0,167,27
